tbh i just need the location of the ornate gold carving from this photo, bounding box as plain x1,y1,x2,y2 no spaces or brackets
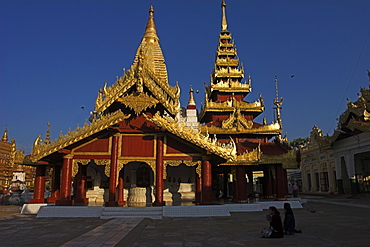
259,149,298,169
118,159,156,179
218,146,261,165
94,8,181,116
199,122,281,135
72,159,90,177
31,110,130,162
118,93,159,115
72,162,79,177
74,159,90,166
204,98,263,112
164,160,201,179
144,112,236,161
222,109,253,131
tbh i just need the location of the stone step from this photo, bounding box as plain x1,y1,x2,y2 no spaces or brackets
100,206,163,219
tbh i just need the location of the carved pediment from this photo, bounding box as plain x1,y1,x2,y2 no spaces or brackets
118,93,159,115
222,109,253,131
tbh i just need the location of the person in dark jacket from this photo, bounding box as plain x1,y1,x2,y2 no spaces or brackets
283,202,296,235
268,206,284,238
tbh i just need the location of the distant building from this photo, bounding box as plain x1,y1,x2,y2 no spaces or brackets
0,128,36,191
300,126,336,193
300,81,370,194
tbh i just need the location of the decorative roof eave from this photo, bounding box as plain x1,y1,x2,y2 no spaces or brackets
338,107,363,126
31,110,131,162
95,62,180,115
143,112,236,161
203,99,264,112
258,149,299,169
346,118,370,132
95,67,136,113
219,145,262,165
198,123,281,135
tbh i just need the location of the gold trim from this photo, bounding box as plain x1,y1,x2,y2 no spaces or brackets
72,137,112,156
117,93,159,115
72,159,90,177
199,122,281,135
31,110,130,162
259,149,298,169
163,160,201,179
144,112,236,161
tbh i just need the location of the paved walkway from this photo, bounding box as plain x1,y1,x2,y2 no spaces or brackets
0,194,370,247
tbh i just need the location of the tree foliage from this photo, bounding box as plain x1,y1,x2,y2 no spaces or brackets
290,137,309,149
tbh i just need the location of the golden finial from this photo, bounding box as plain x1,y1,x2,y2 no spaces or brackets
143,4,157,40
188,85,196,107
273,76,283,127
2,127,8,142
221,0,228,32
44,122,51,144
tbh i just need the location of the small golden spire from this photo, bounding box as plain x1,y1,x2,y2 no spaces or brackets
2,128,8,142
221,0,228,32
143,4,158,41
188,85,196,107
44,122,51,144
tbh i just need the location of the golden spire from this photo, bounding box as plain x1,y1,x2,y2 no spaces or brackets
44,122,51,144
2,128,8,142
221,0,228,32
187,86,196,108
143,4,158,42
273,76,283,127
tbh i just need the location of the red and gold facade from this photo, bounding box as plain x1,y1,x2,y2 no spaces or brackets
28,1,298,207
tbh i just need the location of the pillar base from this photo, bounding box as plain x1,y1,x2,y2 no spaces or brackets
274,197,287,201
55,199,73,206
74,198,89,206
29,198,45,204
199,202,215,205
105,201,119,207
235,200,249,203
118,201,126,207
47,197,58,203
153,201,165,206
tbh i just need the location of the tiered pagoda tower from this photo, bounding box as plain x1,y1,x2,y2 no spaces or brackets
199,0,296,201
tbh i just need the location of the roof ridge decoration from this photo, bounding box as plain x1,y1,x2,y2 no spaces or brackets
94,5,180,115
199,121,281,135
222,108,253,130
143,112,236,161
31,110,131,162
199,94,264,118
259,148,298,169
221,144,262,165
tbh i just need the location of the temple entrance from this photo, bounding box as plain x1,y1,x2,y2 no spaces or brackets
123,162,154,206
164,163,196,205
85,162,108,206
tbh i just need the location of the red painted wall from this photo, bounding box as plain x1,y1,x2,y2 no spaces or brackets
121,135,154,157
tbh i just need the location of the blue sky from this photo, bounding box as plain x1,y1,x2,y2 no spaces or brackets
1,0,369,154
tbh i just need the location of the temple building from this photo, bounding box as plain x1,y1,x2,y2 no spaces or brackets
0,128,36,192
28,1,298,207
301,81,370,194
299,126,336,194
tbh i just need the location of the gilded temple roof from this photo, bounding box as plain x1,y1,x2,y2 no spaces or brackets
94,5,180,116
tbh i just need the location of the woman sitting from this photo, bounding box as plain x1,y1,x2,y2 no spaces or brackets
266,206,284,238
283,202,296,235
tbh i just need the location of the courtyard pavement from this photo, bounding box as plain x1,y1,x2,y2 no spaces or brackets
0,194,369,247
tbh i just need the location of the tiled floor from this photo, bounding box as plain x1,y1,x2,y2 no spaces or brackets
59,218,143,247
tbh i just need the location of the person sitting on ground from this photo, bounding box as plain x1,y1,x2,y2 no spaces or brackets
283,202,296,235
268,206,284,238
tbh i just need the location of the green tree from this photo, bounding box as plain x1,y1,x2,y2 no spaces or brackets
290,137,309,149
